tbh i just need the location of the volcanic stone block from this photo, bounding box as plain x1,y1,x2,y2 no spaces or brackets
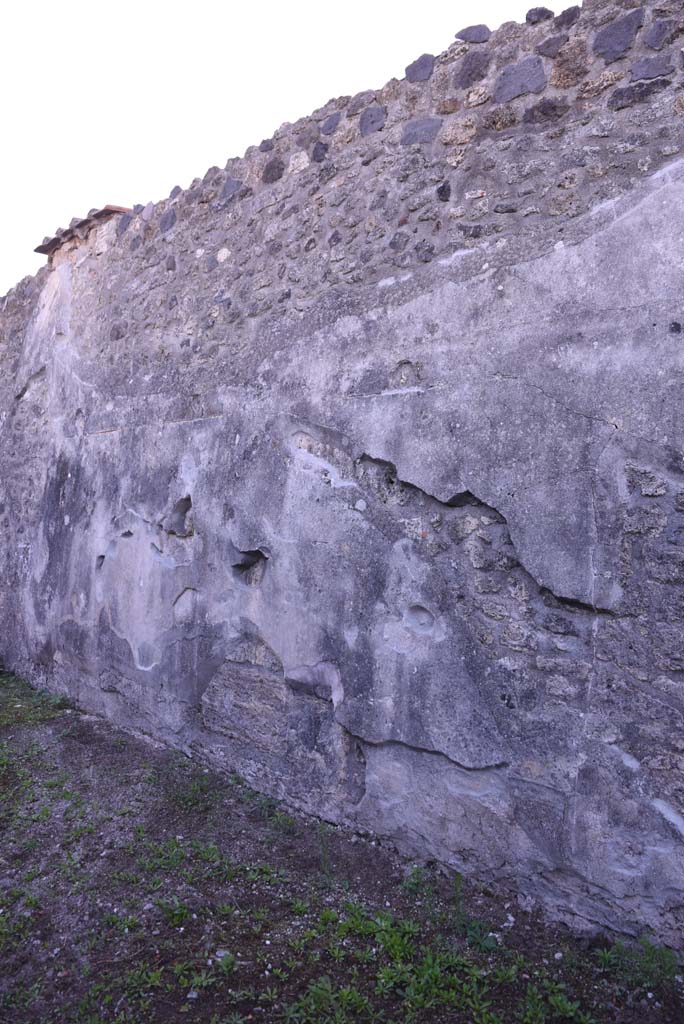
359,104,387,135
406,53,435,82
455,24,491,43
401,117,443,145
593,9,645,64
454,50,491,90
494,56,547,102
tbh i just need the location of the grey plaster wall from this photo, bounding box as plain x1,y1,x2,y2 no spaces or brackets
2,0,684,943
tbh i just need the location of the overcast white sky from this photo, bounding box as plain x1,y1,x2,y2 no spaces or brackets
1,0,533,297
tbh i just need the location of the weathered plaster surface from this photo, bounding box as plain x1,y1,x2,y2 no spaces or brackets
2,0,684,943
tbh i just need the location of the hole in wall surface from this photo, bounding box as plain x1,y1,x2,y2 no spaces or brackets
95,555,105,570
444,491,484,508
164,496,193,538
388,359,420,389
405,604,435,634
136,642,158,670
229,545,269,586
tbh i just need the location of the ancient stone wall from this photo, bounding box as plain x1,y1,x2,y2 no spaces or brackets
2,0,684,943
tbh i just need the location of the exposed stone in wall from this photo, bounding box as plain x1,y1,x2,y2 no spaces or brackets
2,0,684,945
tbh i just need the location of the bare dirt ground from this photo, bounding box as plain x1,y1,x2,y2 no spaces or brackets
1,672,682,1024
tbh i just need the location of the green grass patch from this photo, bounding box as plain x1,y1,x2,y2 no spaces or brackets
0,673,70,728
